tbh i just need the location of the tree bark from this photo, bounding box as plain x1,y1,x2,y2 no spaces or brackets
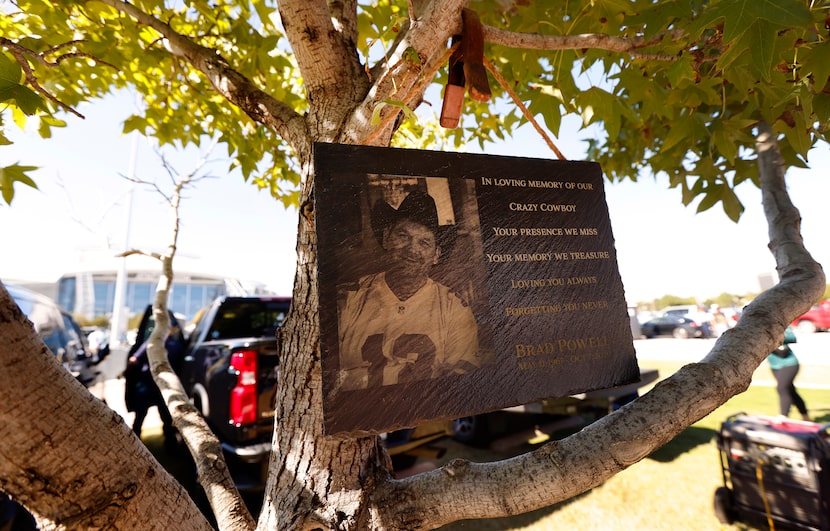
0,284,213,530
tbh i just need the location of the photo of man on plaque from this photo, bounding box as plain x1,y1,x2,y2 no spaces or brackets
335,176,489,391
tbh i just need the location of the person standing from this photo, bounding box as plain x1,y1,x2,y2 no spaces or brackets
693,305,714,338
710,304,731,337
767,327,810,421
124,324,184,451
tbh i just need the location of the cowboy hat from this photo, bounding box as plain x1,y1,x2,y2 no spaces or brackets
370,191,456,252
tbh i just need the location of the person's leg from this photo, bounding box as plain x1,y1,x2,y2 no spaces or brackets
786,364,809,419
789,385,809,420
132,405,148,438
155,398,178,451
773,365,799,416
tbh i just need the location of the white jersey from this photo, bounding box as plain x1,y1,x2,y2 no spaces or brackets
337,272,479,390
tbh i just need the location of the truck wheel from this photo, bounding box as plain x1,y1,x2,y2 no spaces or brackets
796,320,817,334
190,384,210,417
713,486,735,525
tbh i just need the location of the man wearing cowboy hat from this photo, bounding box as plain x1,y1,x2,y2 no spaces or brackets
337,189,480,390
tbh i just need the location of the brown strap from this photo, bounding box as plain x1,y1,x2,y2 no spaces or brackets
461,8,490,103
439,9,491,128
440,36,465,128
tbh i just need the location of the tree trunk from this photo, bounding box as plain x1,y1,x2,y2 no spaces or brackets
256,153,392,530
0,284,213,530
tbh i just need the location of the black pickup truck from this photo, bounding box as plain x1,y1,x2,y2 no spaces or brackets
177,295,290,491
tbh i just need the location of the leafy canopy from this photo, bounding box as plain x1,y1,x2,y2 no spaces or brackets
1,0,828,221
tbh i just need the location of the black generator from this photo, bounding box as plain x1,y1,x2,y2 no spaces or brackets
714,413,830,530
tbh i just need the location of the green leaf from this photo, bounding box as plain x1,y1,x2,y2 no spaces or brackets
665,56,696,88
782,111,811,158
40,115,67,128
696,185,722,214
661,115,692,152
0,163,39,205
370,99,416,126
576,87,614,128
719,185,745,222
122,114,148,135
3,0,825,223
0,53,23,90
37,118,53,139
0,84,46,115
712,126,738,164
636,1,695,40
803,40,830,97
680,181,696,206
693,0,812,42
746,19,775,82
814,93,830,130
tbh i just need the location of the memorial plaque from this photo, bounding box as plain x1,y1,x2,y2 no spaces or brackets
314,142,638,435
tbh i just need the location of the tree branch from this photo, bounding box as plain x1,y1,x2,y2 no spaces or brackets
757,122,823,289
96,0,310,155
348,1,685,148
481,26,684,61
327,0,359,49
279,0,369,131
135,154,258,531
0,284,213,529
0,37,87,118
344,0,468,145
117,248,162,261
364,42,457,145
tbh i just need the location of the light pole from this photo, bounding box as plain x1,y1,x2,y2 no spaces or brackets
109,117,139,346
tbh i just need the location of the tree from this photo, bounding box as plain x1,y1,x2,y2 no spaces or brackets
1,1,828,529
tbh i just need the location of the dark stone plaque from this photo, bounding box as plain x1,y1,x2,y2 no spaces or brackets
314,142,638,436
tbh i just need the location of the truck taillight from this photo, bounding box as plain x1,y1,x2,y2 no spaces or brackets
230,350,258,425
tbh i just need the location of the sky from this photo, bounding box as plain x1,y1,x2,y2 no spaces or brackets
2,91,829,304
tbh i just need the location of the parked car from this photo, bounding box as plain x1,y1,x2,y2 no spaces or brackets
640,315,705,339
660,304,699,318
790,299,830,333
175,295,288,492
6,283,103,385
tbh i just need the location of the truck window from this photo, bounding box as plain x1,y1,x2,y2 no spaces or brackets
207,300,290,340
